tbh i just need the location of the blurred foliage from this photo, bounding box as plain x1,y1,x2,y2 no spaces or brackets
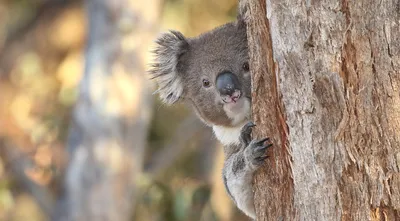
0,0,249,220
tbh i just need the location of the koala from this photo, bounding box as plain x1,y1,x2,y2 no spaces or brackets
149,19,272,220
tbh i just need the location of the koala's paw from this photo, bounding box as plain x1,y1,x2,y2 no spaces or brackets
239,121,256,147
245,137,273,168
240,121,273,168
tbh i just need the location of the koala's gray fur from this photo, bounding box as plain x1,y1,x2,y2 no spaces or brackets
150,19,271,220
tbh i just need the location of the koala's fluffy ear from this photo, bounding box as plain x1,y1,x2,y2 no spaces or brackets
150,31,189,104
237,0,249,24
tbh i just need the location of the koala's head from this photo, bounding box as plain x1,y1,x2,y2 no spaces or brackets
150,20,250,128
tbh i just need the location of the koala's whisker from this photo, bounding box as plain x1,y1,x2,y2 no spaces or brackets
156,102,166,111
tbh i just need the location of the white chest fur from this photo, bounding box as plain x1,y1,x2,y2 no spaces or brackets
212,122,246,146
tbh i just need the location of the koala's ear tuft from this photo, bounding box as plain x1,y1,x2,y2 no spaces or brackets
237,0,249,24
150,31,189,104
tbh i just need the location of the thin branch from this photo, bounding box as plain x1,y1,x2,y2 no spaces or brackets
144,114,207,176
0,138,54,216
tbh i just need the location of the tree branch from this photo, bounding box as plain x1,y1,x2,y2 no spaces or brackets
144,114,206,176
0,138,54,217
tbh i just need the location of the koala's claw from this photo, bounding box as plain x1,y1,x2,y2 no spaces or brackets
254,156,269,164
240,121,256,146
245,137,273,167
240,121,273,166
255,137,270,146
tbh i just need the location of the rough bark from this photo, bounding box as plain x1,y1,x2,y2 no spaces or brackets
52,0,158,220
244,0,400,220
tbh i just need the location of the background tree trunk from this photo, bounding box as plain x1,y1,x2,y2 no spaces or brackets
244,0,400,220
52,0,159,220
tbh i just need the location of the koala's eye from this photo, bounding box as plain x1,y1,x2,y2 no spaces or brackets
243,62,250,72
202,79,211,88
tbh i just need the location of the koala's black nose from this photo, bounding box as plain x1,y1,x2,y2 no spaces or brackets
216,71,241,96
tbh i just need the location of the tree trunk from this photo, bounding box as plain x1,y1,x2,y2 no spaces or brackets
244,0,400,220
52,0,159,220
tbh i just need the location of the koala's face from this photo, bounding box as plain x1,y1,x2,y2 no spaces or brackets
150,21,250,127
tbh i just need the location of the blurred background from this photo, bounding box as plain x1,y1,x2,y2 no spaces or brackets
0,0,250,220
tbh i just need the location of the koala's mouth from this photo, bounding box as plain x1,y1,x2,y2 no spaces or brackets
221,90,242,104
221,90,248,115
222,92,251,126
